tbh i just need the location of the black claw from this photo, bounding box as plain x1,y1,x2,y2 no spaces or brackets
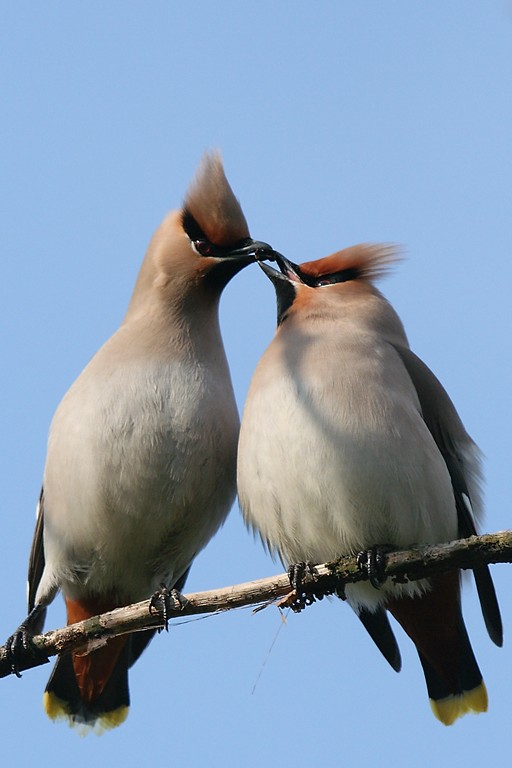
357,546,392,589
288,561,315,593
149,584,188,631
287,563,304,594
286,562,320,613
5,605,48,677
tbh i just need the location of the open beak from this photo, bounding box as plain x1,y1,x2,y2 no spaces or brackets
257,253,303,325
258,252,305,284
258,259,289,285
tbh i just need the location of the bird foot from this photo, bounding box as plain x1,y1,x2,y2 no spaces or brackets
4,605,48,677
356,546,393,589
149,585,188,631
286,562,319,613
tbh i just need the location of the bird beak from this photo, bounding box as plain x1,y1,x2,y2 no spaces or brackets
258,254,302,325
223,239,278,262
193,237,283,263
258,253,305,284
258,260,290,285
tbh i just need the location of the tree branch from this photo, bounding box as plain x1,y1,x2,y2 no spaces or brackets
1,529,511,679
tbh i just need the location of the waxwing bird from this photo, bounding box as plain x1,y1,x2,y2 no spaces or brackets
7,153,272,733
237,246,502,726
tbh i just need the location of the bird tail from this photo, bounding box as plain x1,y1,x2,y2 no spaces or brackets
417,641,487,726
44,630,155,734
386,571,487,725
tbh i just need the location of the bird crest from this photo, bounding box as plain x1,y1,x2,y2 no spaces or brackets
299,243,401,284
183,152,249,246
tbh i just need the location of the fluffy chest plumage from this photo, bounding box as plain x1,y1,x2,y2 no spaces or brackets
42,352,239,601
238,326,457,568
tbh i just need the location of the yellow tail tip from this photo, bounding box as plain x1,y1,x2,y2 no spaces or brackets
43,691,129,734
430,681,488,726
43,690,69,722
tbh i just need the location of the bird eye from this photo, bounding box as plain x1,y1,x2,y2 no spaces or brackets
193,239,215,256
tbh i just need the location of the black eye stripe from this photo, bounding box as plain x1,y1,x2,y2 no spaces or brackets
182,209,253,257
313,267,360,287
182,208,205,241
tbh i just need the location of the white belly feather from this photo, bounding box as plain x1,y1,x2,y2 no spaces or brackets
39,356,239,604
238,334,457,610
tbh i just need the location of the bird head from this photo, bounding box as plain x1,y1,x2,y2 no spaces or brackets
125,152,276,320
258,244,400,326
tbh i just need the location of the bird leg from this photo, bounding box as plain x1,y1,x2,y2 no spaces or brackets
149,584,188,632
285,562,321,613
5,604,48,676
357,546,393,589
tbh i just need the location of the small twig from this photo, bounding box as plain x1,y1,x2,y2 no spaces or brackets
1,530,510,679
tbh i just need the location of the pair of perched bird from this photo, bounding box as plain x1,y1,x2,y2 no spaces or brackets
8,153,502,732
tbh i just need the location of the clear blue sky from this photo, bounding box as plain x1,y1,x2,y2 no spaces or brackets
1,3,511,765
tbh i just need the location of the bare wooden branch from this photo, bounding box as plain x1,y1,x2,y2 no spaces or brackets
1,529,511,679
